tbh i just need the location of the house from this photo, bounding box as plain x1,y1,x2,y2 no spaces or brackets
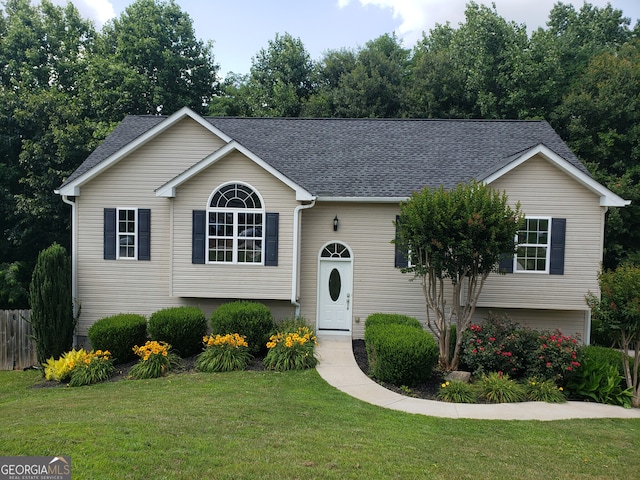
56,107,629,345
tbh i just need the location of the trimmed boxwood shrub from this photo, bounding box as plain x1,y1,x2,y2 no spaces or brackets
148,306,207,357
210,301,274,356
364,313,422,330
88,313,148,364
365,323,438,387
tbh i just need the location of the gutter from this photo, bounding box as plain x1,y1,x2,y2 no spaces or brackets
291,198,317,316
60,195,79,344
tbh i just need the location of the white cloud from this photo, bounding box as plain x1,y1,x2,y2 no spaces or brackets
338,0,633,44
52,0,116,27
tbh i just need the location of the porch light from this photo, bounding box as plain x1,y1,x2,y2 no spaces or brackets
333,215,339,232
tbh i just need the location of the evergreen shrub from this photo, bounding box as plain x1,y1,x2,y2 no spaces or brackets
148,306,207,357
365,323,438,387
210,301,274,356
88,313,148,364
29,243,75,364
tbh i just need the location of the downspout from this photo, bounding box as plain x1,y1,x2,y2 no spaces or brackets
61,195,78,345
291,199,316,317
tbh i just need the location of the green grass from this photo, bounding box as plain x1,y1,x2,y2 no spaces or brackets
1,369,639,479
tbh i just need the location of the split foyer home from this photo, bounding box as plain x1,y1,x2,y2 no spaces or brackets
55,107,629,345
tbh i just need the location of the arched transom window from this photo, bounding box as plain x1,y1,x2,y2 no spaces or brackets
207,183,264,263
321,242,351,258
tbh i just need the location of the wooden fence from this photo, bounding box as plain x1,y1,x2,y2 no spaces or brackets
0,310,38,370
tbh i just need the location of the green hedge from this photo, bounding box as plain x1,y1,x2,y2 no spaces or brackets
148,306,207,357
88,313,148,364
365,321,438,387
364,313,423,330
210,301,274,356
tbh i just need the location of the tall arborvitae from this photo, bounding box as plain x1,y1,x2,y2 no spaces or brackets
29,243,75,364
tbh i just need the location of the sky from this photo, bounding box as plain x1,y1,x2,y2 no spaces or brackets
54,0,640,77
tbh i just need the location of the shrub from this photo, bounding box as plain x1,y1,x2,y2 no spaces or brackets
148,306,207,357
195,334,253,372
263,326,318,371
68,350,115,387
525,378,566,403
129,341,181,379
365,323,438,387
532,330,582,382
210,301,274,356
565,346,633,407
88,313,148,364
29,243,75,364
461,315,537,378
479,372,526,403
364,313,422,330
437,380,478,403
461,315,582,382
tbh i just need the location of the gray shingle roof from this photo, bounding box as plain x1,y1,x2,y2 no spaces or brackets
61,115,588,198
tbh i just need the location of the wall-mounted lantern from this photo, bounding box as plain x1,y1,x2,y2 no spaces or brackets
333,215,339,232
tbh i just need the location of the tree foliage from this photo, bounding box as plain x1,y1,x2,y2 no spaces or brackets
396,181,523,370
586,264,640,407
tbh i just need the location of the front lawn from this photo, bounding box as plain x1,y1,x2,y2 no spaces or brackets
1,369,639,479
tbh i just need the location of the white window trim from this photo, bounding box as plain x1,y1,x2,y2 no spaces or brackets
116,207,137,260
514,216,551,274
206,182,265,265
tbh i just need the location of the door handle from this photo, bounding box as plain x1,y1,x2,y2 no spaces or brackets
346,293,350,310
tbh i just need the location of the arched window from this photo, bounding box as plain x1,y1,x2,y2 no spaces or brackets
321,242,351,258
207,183,264,263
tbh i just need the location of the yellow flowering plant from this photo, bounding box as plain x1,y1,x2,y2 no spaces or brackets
195,333,253,372
263,326,318,371
68,350,115,387
129,341,180,379
436,380,478,403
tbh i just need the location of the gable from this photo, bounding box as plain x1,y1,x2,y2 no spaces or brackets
56,108,230,196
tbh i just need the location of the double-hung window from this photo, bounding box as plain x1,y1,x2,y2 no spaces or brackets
515,217,551,273
207,183,264,264
117,208,137,259
104,208,151,261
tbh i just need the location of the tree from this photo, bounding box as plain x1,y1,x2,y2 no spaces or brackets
243,32,315,117
97,0,219,115
396,181,523,370
586,264,640,408
29,243,74,364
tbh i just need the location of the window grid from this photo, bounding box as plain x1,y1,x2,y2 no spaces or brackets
515,218,550,272
207,184,264,264
117,208,136,259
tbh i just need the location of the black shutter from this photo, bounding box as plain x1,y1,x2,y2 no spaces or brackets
549,218,566,275
499,253,514,273
264,212,279,266
138,209,151,261
192,210,206,264
104,208,116,260
394,215,409,268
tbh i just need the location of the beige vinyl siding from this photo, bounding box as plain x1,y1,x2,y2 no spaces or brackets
481,154,604,311
74,118,226,335
171,151,297,299
298,203,429,339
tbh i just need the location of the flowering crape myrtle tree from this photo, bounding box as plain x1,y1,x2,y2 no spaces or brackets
586,264,640,408
395,181,523,371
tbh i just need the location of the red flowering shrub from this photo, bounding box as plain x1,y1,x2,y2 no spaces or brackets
461,314,582,382
532,330,581,381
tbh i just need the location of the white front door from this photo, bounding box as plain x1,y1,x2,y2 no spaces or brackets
317,258,352,331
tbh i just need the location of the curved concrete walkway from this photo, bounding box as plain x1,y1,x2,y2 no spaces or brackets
315,334,640,421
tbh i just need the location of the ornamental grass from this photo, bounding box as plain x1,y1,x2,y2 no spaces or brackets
195,333,253,372
129,341,181,380
263,326,318,371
